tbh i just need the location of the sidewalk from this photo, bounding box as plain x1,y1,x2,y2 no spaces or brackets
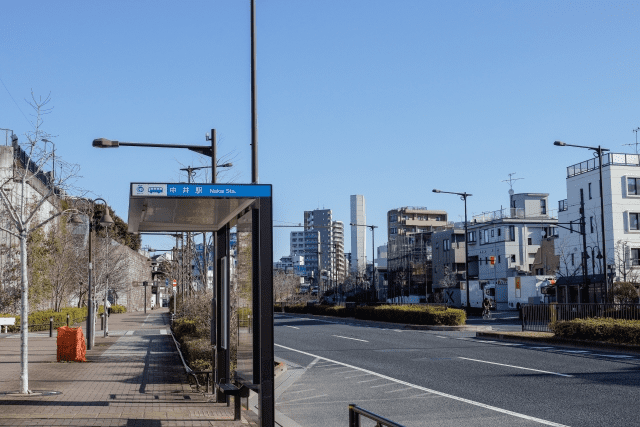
0,308,256,426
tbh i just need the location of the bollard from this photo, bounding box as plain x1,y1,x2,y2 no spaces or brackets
100,313,104,331
49,317,53,338
66,314,70,327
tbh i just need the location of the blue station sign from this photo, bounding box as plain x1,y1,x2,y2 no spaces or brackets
131,183,271,198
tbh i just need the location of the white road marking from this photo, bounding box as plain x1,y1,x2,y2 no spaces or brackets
278,394,328,404
285,325,300,330
275,343,569,427
385,387,414,393
287,388,316,394
125,331,134,336
370,382,395,388
344,373,373,379
358,378,385,383
530,347,555,350
458,357,572,377
332,335,369,343
160,329,168,335
435,336,448,339
560,350,589,353
306,357,321,369
393,329,403,332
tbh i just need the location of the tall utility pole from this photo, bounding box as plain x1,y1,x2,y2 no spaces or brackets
251,0,259,184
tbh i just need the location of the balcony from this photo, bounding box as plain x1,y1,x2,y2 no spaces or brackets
566,153,640,178
558,199,568,212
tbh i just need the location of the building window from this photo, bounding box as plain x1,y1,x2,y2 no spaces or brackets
467,231,476,242
444,239,450,251
497,228,501,237
588,183,592,199
509,225,515,241
527,237,532,245
590,216,594,233
571,253,575,266
630,213,640,231
511,254,516,263
631,249,640,266
498,255,501,264
540,199,546,215
628,178,639,196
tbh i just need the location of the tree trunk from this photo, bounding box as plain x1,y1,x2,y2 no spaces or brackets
20,230,29,394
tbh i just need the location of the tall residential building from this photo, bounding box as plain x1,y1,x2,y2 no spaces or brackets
350,195,366,273
387,207,451,297
290,209,346,285
556,151,640,303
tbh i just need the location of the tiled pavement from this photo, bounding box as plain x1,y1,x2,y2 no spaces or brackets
0,308,257,426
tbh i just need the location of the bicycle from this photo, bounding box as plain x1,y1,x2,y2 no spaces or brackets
482,307,492,320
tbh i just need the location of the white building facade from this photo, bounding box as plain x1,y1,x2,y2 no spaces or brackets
556,152,640,302
350,195,366,273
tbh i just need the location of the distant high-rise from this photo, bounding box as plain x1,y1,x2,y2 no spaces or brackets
350,195,366,273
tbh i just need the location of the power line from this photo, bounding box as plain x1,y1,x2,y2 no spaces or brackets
0,75,33,129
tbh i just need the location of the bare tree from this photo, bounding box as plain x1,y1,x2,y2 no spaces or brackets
0,93,81,394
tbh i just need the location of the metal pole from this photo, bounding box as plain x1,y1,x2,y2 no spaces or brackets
211,129,217,184
580,195,588,303
87,219,94,350
251,0,259,184
104,228,109,337
371,226,376,302
597,146,609,301
144,282,147,314
464,195,470,309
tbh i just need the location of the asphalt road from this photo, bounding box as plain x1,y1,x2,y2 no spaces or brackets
273,313,640,427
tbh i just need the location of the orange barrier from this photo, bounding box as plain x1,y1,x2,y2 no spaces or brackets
56,326,87,362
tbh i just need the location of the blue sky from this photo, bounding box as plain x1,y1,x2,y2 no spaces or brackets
2,1,640,261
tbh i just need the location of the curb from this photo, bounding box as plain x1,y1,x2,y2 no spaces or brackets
476,331,640,354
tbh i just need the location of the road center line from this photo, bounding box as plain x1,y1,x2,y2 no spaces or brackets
275,343,569,427
458,357,573,377
332,335,369,343
285,325,300,330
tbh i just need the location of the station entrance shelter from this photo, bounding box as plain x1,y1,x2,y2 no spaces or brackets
127,183,274,425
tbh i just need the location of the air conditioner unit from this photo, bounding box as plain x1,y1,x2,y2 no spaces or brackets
514,265,522,271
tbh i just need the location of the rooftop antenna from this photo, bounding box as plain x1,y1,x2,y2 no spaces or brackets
623,127,640,154
502,172,523,196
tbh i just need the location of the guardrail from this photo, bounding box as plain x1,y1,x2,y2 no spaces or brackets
523,303,640,332
348,404,404,427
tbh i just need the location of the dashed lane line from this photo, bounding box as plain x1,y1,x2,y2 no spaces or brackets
332,335,369,343
458,357,573,377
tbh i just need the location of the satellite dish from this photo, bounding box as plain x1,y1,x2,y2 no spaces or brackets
508,189,514,195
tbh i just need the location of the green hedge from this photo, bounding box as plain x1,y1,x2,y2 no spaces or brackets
355,305,465,326
98,304,127,314
277,304,466,326
550,318,640,345
0,307,88,332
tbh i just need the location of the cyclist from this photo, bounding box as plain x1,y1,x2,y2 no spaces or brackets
482,297,492,319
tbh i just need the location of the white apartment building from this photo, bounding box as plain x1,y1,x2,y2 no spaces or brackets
350,195,366,273
466,193,558,283
556,152,640,303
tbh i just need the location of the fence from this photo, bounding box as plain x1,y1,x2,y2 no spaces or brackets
522,303,640,332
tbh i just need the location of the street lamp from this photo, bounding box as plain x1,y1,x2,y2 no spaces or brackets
433,189,472,309
93,128,221,183
69,198,114,350
350,223,378,302
554,140,611,300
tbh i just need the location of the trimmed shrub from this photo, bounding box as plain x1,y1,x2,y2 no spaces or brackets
98,304,126,314
1,307,89,333
276,303,466,326
551,318,640,345
355,305,465,326
173,318,198,339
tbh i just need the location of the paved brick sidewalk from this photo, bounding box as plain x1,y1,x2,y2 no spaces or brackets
0,308,257,426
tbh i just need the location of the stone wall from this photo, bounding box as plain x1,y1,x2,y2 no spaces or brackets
112,245,152,312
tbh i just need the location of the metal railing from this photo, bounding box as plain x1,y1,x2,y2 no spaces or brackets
348,404,405,427
523,303,640,332
566,153,640,178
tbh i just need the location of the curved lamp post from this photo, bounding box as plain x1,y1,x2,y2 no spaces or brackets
554,141,610,301
433,189,472,309
70,198,114,349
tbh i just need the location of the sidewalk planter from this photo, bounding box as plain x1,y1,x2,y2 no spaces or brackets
550,318,640,345
56,326,87,362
